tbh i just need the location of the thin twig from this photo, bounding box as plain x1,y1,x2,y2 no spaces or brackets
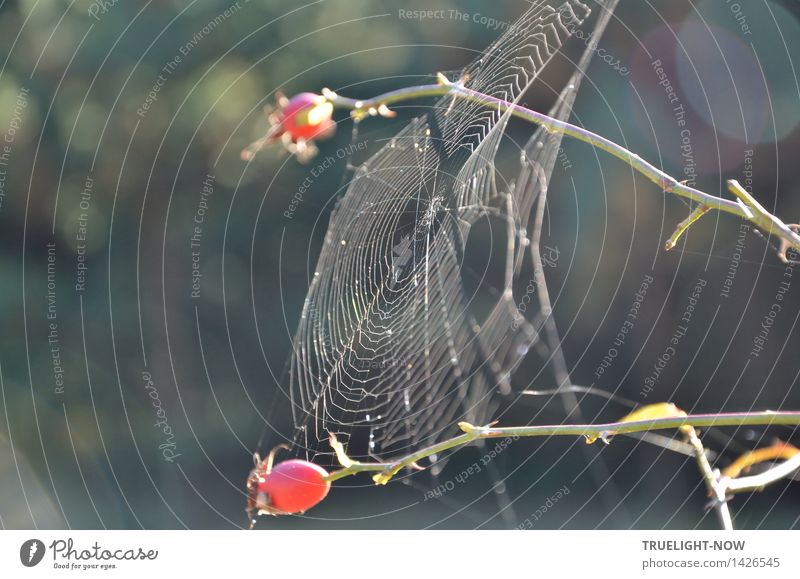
665,204,711,251
323,82,800,256
683,427,733,530
527,115,628,513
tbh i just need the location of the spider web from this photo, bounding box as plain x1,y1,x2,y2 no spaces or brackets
288,0,620,462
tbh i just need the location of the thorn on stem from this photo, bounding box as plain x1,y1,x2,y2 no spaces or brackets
436,72,451,86
377,104,396,118
584,431,611,445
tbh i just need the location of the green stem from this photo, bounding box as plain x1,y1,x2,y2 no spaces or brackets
325,411,800,485
325,431,476,483
323,82,800,255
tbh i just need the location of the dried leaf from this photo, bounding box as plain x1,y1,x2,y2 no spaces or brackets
328,433,355,468
722,441,799,479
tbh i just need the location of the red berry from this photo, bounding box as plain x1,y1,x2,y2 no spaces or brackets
280,93,335,142
240,92,336,162
252,459,331,515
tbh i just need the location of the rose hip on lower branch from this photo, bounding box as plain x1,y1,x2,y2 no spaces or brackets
247,454,331,522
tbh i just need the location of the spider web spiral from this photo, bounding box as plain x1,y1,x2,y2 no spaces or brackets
288,0,619,462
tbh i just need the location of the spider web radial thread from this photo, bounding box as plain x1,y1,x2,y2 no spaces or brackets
287,0,619,463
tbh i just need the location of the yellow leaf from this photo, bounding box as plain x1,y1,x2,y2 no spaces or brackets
585,402,688,444
372,465,402,486
722,441,799,479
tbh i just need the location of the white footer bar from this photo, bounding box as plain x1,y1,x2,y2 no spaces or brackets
0,530,797,577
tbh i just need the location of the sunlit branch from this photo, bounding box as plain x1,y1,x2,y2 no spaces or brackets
324,411,800,486
322,80,800,257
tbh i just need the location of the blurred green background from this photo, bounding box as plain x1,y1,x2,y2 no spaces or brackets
1,0,800,529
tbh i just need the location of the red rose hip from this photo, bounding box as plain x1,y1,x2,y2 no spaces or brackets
247,453,331,521
280,92,335,142
240,92,335,162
